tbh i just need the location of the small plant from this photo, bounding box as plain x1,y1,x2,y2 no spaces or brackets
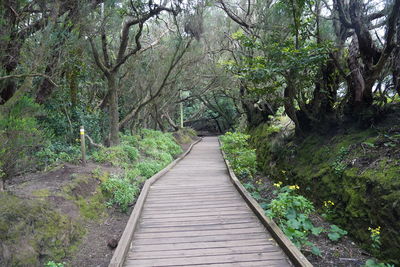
125,168,141,181
327,224,347,241
243,182,257,192
321,200,335,219
368,226,381,250
330,146,349,177
363,259,395,267
92,145,139,166
136,160,163,178
220,132,257,178
101,176,139,212
45,261,65,267
266,185,322,254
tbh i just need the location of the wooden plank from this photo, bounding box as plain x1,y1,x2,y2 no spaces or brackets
129,245,281,259
141,210,253,219
125,252,288,266
141,206,249,215
139,214,256,224
138,218,258,228
219,138,313,267
132,233,271,245
108,138,202,267
130,238,272,252
134,227,267,239
173,261,289,267
138,222,262,232
142,203,245,212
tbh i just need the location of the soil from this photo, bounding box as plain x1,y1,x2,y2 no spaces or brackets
252,174,372,267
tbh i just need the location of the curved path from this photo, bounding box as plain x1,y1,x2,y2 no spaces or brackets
122,137,293,266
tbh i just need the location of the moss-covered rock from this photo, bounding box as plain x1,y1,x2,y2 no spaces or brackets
0,193,83,266
250,124,400,264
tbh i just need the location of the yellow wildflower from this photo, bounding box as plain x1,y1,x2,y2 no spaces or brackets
369,226,381,236
273,181,283,188
323,200,335,207
288,184,300,190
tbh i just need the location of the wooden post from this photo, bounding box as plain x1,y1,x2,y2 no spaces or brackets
180,90,184,129
80,126,86,165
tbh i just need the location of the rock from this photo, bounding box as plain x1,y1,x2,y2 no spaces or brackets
107,238,118,249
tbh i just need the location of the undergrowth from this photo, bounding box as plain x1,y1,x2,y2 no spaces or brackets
92,128,186,212
220,132,350,257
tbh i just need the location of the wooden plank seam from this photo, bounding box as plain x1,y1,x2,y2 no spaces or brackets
108,138,203,267
218,137,313,267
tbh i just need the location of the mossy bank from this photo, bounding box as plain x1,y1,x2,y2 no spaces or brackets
0,128,198,266
249,120,400,265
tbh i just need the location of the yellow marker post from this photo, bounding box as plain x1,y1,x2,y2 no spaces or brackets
80,126,86,165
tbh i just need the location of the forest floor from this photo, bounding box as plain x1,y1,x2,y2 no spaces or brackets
3,140,197,267
7,163,127,267
255,174,371,266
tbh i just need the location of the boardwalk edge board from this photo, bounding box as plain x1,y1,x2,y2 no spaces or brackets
108,138,203,267
218,138,313,267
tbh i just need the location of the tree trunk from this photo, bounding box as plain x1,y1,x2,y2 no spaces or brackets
108,76,120,145
0,179,4,191
394,20,400,95
239,85,274,128
346,36,372,114
284,80,302,135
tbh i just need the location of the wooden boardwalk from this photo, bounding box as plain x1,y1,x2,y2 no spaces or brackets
122,137,294,267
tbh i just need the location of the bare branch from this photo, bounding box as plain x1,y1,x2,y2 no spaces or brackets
0,73,58,87
89,38,110,77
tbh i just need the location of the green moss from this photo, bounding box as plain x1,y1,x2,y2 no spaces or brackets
91,167,110,183
32,188,51,198
61,174,107,220
0,192,83,266
250,123,400,264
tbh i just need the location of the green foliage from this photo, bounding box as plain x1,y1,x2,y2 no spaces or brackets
125,168,141,181
250,124,400,263
136,160,163,178
45,261,65,267
92,144,139,166
101,176,139,212
36,141,81,170
220,132,257,178
0,96,46,180
40,91,106,144
266,185,322,251
330,146,349,177
363,259,395,267
327,225,348,241
139,129,182,158
0,193,83,265
369,226,382,250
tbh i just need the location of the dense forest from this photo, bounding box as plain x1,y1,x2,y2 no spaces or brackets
1,0,399,266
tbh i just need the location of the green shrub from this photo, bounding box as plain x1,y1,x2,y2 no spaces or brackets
125,168,141,181
121,134,139,146
266,185,322,253
36,141,81,169
92,145,139,166
139,129,182,157
101,176,139,212
137,160,163,178
220,132,257,178
0,96,46,185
